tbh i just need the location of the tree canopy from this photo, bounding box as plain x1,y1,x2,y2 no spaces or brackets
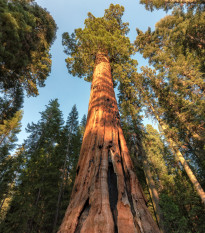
0,0,57,96
62,4,137,83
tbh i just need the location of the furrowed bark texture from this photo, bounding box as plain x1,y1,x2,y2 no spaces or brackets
58,52,160,233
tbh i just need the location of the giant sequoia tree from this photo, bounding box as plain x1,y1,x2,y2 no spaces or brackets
59,4,159,232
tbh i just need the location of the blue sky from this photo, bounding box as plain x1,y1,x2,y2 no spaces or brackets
17,0,166,145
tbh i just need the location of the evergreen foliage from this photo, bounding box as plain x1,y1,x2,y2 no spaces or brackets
140,0,205,12
62,4,137,84
0,101,83,233
135,0,205,190
0,0,57,96
79,114,87,137
0,109,23,217
121,112,205,232
0,84,24,156
143,125,205,233
0,2,57,224
135,1,205,150
118,77,205,232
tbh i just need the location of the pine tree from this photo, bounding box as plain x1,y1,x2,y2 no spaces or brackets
129,70,205,230
141,125,185,233
122,111,205,232
116,44,205,230
0,101,84,232
0,99,64,233
132,70,205,204
53,105,82,232
136,0,205,164
134,0,205,203
142,125,172,232
144,125,205,233
79,114,87,139
59,4,159,232
0,145,24,224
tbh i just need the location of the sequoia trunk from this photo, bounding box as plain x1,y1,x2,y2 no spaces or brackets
58,52,160,233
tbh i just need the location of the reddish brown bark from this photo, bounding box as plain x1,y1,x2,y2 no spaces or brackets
58,52,160,233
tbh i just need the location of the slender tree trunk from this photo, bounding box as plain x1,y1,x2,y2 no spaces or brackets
27,187,42,233
0,131,10,145
58,52,160,233
147,102,205,205
0,196,6,211
53,136,71,232
142,156,165,233
169,139,205,204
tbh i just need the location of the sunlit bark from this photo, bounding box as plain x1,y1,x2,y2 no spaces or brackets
58,52,160,233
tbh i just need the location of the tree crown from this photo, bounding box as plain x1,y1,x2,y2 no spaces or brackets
62,4,137,82
0,0,57,96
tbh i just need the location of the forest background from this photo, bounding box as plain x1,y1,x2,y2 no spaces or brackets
0,0,204,232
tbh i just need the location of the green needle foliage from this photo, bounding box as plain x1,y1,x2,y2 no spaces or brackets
52,105,82,232
143,125,174,189
0,110,22,150
62,104,82,196
0,0,57,96
140,0,205,12
0,84,24,151
0,100,64,233
121,111,205,232
144,125,205,233
133,1,205,227
79,114,87,137
0,2,57,222
135,0,205,185
62,4,137,83
0,109,23,214
0,101,84,233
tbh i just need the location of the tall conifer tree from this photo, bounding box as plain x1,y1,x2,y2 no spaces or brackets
143,125,205,233
59,4,159,232
135,0,205,203
0,85,23,215
53,105,82,232
0,0,57,212
0,99,64,233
